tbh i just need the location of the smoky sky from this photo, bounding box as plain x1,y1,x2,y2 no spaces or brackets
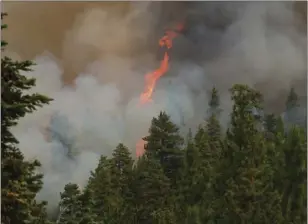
2,1,307,214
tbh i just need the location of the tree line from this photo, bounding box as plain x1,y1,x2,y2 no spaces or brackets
2,14,307,224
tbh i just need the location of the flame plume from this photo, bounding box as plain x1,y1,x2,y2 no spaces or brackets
136,22,184,157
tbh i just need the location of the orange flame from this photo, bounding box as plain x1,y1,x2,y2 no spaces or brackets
136,139,146,158
140,52,169,104
136,22,184,157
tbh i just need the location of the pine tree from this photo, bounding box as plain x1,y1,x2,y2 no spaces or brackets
109,144,134,223
57,183,81,224
286,87,299,111
218,84,284,223
132,155,174,224
57,183,97,224
205,87,223,161
208,87,222,117
183,131,202,206
85,155,114,223
200,87,223,222
1,13,52,224
110,144,133,192
143,111,184,185
281,126,307,223
180,134,203,223
78,188,98,224
265,113,279,132
264,115,286,198
285,87,301,127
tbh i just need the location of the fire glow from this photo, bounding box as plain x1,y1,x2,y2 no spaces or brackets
136,22,184,157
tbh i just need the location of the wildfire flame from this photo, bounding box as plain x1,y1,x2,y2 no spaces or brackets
136,22,184,157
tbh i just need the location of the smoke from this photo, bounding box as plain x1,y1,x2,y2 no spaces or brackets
3,1,306,214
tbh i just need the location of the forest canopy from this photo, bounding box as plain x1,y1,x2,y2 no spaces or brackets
1,11,307,224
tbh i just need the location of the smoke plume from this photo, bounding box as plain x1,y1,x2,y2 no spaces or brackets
2,1,307,213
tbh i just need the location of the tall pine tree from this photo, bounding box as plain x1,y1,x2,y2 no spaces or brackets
1,13,52,224
57,183,82,224
285,87,302,127
219,84,284,223
281,126,307,223
200,87,223,222
85,155,114,223
109,144,134,223
57,183,97,224
131,155,175,224
143,111,184,185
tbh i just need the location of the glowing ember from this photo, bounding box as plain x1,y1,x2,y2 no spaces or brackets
136,22,184,157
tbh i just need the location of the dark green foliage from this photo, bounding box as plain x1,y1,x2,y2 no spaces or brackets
61,85,305,224
281,126,307,223
208,87,222,117
85,155,113,223
57,184,97,224
109,144,134,223
218,84,284,223
264,113,277,134
182,135,202,206
57,183,81,223
1,14,52,224
143,111,184,184
286,87,299,111
131,155,174,224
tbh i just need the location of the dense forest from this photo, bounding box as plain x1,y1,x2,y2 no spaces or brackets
2,13,307,224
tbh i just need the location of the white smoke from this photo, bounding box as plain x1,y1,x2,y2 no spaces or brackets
11,51,202,211
5,1,306,214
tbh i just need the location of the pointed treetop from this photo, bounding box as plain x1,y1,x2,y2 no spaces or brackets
209,87,220,109
286,87,299,110
112,143,132,159
208,87,222,117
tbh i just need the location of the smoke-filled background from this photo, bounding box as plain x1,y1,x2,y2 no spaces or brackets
2,1,307,213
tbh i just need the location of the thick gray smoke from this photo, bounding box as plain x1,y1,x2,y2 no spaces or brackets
3,1,306,213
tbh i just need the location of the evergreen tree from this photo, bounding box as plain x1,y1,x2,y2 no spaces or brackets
180,134,203,223
78,188,98,224
1,13,52,224
285,87,301,127
281,126,307,223
200,87,223,222
143,111,184,185
182,132,202,206
264,113,277,137
286,87,299,111
57,183,97,224
132,155,174,224
85,155,114,223
110,143,133,192
264,115,286,197
57,183,81,224
208,87,222,117
219,84,284,223
194,125,207,153
109,144,134,223
205,86,223,162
